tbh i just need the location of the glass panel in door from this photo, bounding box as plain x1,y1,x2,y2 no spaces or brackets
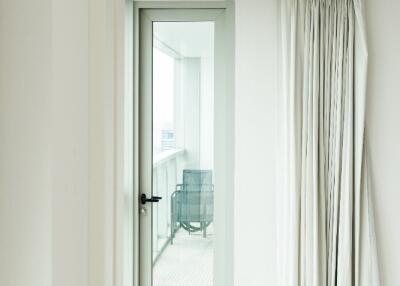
152,21,215,286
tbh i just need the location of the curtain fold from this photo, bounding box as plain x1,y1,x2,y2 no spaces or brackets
277,1,380,285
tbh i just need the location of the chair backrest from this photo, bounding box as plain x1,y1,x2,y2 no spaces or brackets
182,169,213,192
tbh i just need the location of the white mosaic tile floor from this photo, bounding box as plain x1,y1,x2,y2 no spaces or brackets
153,226,213,286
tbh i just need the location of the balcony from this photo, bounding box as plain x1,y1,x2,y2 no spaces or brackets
152,149,214,286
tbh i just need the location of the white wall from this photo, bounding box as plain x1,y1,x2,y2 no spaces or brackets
182,58,202,168
0,0,91,285
0,0,118,283
366,1,400,285
200,56,214,170
52,0,89,285
234,0,277,285
88,0,117,285
0,1,52,285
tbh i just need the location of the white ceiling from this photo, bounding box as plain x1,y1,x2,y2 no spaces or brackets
153,22,214,58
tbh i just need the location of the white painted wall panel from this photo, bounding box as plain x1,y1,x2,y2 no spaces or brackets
366,1,400,285
235,0,278,285
0,1,52,285
52,0,89,285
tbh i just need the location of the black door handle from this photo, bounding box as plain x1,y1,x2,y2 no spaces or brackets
141,194,162,205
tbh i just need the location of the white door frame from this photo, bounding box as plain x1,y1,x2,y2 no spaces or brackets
133,2,235,286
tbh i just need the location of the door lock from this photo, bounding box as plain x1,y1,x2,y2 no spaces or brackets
140,194,162,205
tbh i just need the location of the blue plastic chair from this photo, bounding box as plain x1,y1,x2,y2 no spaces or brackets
171,170,214,243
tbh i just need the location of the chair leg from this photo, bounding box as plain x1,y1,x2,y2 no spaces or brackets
170,224,173,245
203,223,207,238
171,221,176,245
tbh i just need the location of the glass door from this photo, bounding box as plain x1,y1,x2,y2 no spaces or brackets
139,9,227,286
152,21,215,286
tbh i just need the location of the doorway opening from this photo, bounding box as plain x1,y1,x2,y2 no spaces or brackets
126,5,234,286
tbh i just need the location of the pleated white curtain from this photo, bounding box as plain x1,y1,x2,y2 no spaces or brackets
277,0,380,285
